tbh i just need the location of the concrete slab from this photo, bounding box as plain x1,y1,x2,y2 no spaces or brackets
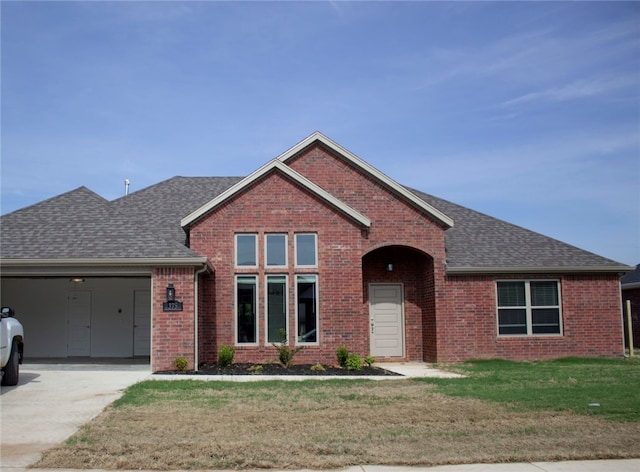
375,362,464,378
0,363,150,468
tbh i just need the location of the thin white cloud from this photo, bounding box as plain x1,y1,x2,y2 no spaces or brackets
502,76,637,107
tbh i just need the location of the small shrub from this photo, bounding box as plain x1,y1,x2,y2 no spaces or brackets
310,363,326,372
364,356,375,367
346,353,363,371
173,357,188,372
336,345,349,367
272,329,303,368
218,345,235,367
248,365,263,374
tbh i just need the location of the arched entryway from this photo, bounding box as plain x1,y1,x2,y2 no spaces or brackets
362,245,435,361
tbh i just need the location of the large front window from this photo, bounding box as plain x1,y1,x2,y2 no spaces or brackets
236,276,257,344
233,232,319,347
497,280,561,335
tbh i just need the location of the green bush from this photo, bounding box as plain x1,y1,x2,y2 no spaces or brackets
173,357,188,372
364,356,375,367
272,329,303,368
310,363,326,372
336,345,349,367
345,353,363,371
218,345,235,367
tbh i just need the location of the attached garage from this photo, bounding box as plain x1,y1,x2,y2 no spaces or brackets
1,276,151,359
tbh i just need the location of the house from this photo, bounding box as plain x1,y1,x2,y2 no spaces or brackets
0,132,632,372
621,264,640,350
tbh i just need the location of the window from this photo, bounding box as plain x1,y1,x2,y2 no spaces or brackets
295,233,317,267
236,234,257,267
266,276,287,343
236,276,257,344
266,234,287,267
497,281,561,335
296,275,318,343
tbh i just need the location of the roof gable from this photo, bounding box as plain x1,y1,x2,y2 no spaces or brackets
277,132,454,229
181,160,371,229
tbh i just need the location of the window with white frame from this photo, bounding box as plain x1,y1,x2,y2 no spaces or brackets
266,275,288,343
236,276,257,344
296,275,318,344
497,280,561,335
295,233,317,267
235,234,257,267
266,234,287,267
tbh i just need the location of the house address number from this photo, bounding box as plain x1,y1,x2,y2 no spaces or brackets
163,301,184,312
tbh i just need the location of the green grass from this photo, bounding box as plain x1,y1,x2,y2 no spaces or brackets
424,357,640,422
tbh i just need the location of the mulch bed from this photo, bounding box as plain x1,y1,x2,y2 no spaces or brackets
157,363,402,377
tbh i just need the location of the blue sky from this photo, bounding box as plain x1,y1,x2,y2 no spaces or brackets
2,1,638,265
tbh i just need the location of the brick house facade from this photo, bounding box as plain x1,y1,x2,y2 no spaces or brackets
0,133,632,372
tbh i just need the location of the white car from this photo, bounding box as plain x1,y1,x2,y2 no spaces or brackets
1,307,24,386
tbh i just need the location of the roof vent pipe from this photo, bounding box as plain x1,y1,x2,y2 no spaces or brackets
124,179,130,196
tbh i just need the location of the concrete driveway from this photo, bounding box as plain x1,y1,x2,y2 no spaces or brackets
0,361,150,469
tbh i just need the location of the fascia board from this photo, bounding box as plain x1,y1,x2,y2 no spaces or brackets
446,265,635,275
0,257,210,267
181,159,371,228
622,282,640,290
277,132,454,228
0,258,213,277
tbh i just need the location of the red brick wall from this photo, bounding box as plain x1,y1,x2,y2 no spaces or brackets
287,143,447,362
438,273,624,361
183,141,624,367
190,171,366,365
152,266,196,372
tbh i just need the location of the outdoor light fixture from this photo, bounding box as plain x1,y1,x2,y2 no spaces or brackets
70,278,85,283
166,283,175,302
386,263,394,272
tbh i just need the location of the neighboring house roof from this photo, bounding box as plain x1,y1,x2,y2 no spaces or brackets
181,160,371,229
622,264,640,289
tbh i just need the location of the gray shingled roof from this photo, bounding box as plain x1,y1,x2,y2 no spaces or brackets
622,264,640,286
0,185,207,260
410,188,627,271
0,175,629,272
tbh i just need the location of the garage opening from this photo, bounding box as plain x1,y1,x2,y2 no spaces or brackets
1,277,151,362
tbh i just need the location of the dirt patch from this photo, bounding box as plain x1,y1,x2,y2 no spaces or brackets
34,380,640,470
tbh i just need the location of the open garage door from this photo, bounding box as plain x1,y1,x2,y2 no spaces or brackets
1,277,151,360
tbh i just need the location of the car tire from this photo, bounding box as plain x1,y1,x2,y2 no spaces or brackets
1,340,20,386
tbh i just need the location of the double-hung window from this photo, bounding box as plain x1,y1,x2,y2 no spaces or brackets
497,280,561,335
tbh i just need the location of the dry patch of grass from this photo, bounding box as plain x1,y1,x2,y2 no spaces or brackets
35,379,640,470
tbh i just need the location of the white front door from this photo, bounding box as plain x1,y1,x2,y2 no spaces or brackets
369,283,404,357
133,290,151,357
67,291,91,356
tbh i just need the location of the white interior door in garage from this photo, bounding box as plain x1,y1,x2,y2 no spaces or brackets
67,290,92,356
133,290,151,356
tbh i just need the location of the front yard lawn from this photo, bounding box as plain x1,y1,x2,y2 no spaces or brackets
35,357,640,470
